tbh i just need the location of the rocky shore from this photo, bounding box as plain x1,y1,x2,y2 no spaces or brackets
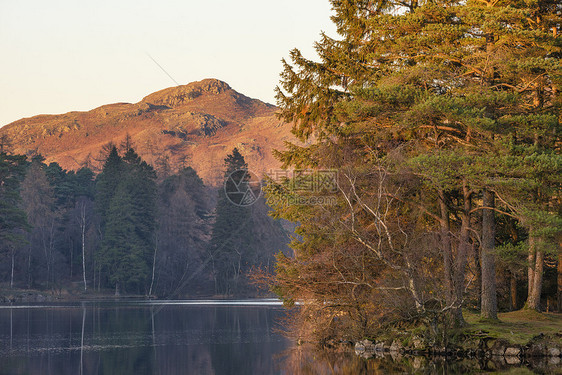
354,334,561,359
352,332,562,372
0,290,54,303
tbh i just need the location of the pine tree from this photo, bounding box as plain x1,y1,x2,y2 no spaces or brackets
0,153,28,247
101,181,149,294
208,148,256,295
274,0,562,328
96,146,157,294
95,146,123,228
0,152,29,288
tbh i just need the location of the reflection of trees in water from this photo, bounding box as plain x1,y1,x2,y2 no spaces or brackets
2,304,560,374
280,346,404,375
279,345,561,375
0,304,291,374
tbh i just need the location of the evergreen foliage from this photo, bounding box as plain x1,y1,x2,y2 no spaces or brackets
0,144,286,297
0,153,29,251
208,148,256,295
96,146,157,294
271,0,562,337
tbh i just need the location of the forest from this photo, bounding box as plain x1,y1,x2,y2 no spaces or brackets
266,0,562,341
1,0,561,350
0,142,288,298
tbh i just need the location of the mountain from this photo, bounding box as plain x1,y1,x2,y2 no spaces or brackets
0,79,294,184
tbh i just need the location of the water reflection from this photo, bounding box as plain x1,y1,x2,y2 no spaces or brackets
280,344,562,374
0,302,559,374
0,300,290,375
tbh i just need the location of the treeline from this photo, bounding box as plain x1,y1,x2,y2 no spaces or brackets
0,144,288,297
268,0,562,340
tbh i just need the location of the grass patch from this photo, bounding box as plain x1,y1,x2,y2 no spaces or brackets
462,309,562,345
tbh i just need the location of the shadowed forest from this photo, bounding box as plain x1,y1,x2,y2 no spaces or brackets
0,142,289,298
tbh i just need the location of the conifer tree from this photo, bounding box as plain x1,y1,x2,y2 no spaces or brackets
101,181,150,294
0,152,29,288
96,146,157,294
0,153,28,248
208,148,256,295
274,0,562,329
95,146,123,229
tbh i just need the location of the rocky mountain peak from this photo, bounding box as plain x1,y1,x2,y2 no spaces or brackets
0,79,294,185
142,78,232,108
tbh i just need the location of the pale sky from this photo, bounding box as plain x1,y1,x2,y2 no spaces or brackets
0,0,337,127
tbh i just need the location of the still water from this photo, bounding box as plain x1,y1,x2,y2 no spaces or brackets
0,300,558,374
0,299,291,374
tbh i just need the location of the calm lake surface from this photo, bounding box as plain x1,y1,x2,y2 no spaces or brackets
0,299,292,375
0,300,558,374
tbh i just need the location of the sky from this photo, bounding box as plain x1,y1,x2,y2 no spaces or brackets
0,0,337,127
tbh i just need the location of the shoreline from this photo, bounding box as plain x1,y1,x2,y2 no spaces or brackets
0,287,276,303
333,310,562,371
352,333,562,360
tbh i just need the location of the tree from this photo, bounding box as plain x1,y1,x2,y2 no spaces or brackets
273,0,562,333
208,148,256,295
95,146,123,229
96,147,157,294
74,168,95,291
0,135,12,153
0,152,28,247
0,152,29,288
481,189,498,319
20,159,58,289
100,182,149,294
67,170,95,291
155,167,211,296
94,146,123,291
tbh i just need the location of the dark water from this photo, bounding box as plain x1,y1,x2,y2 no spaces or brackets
0,300,292,375
0,300,559,374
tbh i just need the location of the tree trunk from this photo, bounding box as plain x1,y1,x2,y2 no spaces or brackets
404,255,423,311
556,240,562,312
27,246,32,289
439,191,454,307
510,273,517,311
42,229,50,289
558,241,562,312
80,203,87,291
149,239,157,297
527,238,535,304
10,248,15,289
70,238,73,278
473,242,481,309
452,180,471,326
80,307,85,375
526,235,543,310
481,189,497,319
531,248,544,309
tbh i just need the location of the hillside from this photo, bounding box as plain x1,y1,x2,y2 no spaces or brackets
0,79,294,184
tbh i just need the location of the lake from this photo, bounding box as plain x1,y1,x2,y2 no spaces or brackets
0,299,292,375
0,300,557,374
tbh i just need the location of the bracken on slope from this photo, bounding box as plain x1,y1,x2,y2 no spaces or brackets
0,78,295,185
